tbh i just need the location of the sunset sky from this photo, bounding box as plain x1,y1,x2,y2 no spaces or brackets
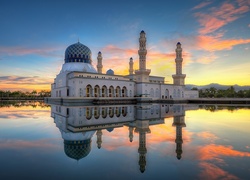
0,0,250,91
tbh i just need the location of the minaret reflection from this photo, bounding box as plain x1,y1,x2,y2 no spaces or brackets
172,105,186,160
135,120,151,173
129,126,134,142
96,130,103,149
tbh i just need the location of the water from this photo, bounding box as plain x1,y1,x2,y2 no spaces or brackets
0,101,250,180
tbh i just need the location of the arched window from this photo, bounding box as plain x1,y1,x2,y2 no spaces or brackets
86,107,92,120
109,107,114,118
94,107,100,119
116,107,121,117
109,86,114,97
116,86,121,97
94,85,100,97
102,107,107,118
86,84,92,97
122,107,127,117
122,86,127,97
102,85,107,97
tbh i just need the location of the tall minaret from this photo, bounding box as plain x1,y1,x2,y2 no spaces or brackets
172,115,186,160
172,42,186,85
129,57,134,75
135,30,151,82
139,31,147,70
97,51,103,74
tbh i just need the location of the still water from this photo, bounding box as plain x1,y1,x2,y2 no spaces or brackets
0,101,249,180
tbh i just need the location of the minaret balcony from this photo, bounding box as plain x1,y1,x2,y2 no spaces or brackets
135,69,151,75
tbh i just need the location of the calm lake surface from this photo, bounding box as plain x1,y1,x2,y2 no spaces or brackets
0,101,250,180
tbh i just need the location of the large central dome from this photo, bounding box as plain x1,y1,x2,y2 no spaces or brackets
61,42,97,73
64,42,92,64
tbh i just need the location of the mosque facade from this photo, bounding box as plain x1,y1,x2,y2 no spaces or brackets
50,31,198,101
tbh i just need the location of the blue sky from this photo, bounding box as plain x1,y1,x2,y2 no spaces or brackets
0,0,250,91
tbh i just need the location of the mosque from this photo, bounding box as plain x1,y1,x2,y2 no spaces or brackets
49,31,198,103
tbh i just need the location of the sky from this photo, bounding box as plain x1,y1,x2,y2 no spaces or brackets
0,0,250,92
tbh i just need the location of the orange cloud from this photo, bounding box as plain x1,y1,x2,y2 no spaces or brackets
197,144,250,161
199,162,239,180
0,75,53,91
196,35,250,51
195,2,249,34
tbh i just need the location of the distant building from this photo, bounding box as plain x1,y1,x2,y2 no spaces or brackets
50,31,198,101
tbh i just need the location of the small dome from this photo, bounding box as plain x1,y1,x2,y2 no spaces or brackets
64,42,92,64
106,69,114,75
64,139,91,160
177,42,181,45
106,127,114,132
141,30,145,33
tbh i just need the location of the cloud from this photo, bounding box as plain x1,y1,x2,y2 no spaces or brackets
192,1,212,10
196,52,217,64
195,2,249,34
0,139,60,151
199,162,239,180
0,75,53,91
0,76,52,85
248,24,250,28
0,45,62,58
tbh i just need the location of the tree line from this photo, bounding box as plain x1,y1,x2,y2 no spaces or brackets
192,86,250,98
0,90,51,98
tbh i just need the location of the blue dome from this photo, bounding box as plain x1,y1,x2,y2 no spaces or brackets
106,69,114,75
65,42,92,64
64,139,91,160
106,128,114,132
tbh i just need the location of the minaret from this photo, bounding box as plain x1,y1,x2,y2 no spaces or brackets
129,126,134,142
135,30,151,82
97,51,103,74
172,42,186,85
96,129,102,149
129,57,134,75
172,115,186,160
139,31,147,70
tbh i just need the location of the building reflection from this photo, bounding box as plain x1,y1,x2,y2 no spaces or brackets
51,104,198,172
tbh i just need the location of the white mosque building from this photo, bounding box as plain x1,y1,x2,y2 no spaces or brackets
50,31,198,103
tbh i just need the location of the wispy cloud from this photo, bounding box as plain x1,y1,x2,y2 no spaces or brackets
194,2,249,34
0,75,52,85
192,1,212,10
0,45,62,58
0,75,53,91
